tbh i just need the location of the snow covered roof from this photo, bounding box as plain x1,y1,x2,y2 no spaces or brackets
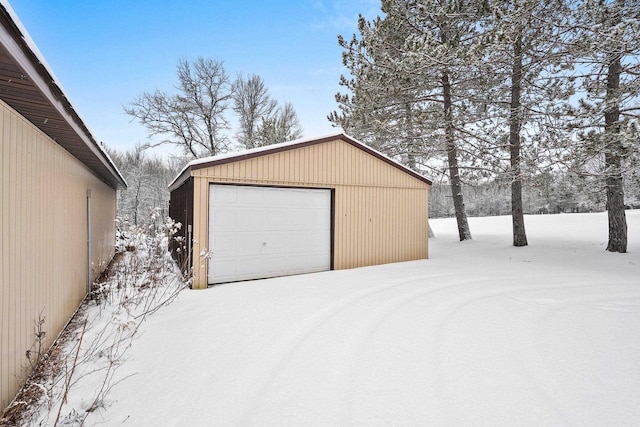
168,132,433,191
0,1,126,189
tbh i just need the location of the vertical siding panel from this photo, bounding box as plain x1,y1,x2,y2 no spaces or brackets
308,144,314,184
351,186,357,268
20,121,28,374
305,147,309,185
295,149,301,183
348,186,353,269
291,149,297,183
352,185,358,269
8,112,17,392
1,101,117,407
367,187,372,266
282,151,289,182
191,177,208,289
357,186,363,267
323,143,328,185
1,107,8,403
0,108,3,403
384,188,390,263
14,117,21,388
25,128,32,374
376,187,382,264
200,178,209,283
320,143,327,185
316,144,321,184
425,188,430,258
380,187,386,264
272,153,279,182
334,187,341,269
257,155,264,182
342,187,349,269
338,142,344,184
366,187,371,265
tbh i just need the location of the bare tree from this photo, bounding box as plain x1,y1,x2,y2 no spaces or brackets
254,102,303,147
125,57,232,157
106,145,174,225
233,74,278,149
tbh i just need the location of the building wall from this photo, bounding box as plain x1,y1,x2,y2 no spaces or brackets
188,138,429,289
0,100,117,409
168,177,193,270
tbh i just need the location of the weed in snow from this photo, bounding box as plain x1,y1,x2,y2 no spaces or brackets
1,212,190,426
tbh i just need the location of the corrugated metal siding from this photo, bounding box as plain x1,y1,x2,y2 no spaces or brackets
191,140,425,189
0,100,116,409
188,138,429,289
168,177,193,270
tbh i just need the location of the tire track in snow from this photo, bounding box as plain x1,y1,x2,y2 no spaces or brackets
232,272,459,426
429,279,592,425
519,290,640,396
339,275,500,424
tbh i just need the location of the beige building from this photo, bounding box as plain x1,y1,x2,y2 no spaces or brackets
0,4,126,410
169,133,431,290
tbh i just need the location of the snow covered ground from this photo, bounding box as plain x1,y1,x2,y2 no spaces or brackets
94,211,639,426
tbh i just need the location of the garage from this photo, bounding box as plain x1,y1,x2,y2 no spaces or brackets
168,132,432,289
208,184,332,284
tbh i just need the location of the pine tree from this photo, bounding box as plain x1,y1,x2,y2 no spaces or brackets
482,0,575,247
331,0,495,241
568,0,640,253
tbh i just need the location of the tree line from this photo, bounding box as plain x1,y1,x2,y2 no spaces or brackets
110,57,304,222
125,57,303,158
330,0,639,253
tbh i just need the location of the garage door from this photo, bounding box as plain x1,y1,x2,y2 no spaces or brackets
208,184,332,284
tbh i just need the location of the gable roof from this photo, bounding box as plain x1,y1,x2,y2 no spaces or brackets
168,132,432,191
0,2,126,189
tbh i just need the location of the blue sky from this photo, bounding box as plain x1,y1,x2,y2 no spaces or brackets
7,0,380,155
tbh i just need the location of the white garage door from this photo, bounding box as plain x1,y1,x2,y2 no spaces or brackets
208,184,332,284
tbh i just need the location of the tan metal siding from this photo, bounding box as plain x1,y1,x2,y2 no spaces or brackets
191,140,425,188
189,138,429,289
0,100,116,409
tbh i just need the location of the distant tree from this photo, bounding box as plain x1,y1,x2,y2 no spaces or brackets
254,102,303,147
125,57,233,157
106,145,175,225
127,59,303,156
233,74,278,149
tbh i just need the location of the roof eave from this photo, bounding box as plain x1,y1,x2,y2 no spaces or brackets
168,133,432,191
0,3,127,189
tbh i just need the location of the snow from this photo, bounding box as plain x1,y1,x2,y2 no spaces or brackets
50,212,640,425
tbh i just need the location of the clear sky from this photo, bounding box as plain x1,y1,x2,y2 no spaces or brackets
7,0,380,156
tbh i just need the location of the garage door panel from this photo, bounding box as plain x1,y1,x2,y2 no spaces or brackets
212,234,236,252
213,209,238,227
240,233,265,252
238,209,263,227
212,185,239,203
208,185,331,284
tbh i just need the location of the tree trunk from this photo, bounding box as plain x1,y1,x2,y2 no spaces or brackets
509,33,528,247
604,40,627,253
442,70,472,241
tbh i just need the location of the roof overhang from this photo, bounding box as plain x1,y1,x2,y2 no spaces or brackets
0,3,126,189
168,132,432,192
